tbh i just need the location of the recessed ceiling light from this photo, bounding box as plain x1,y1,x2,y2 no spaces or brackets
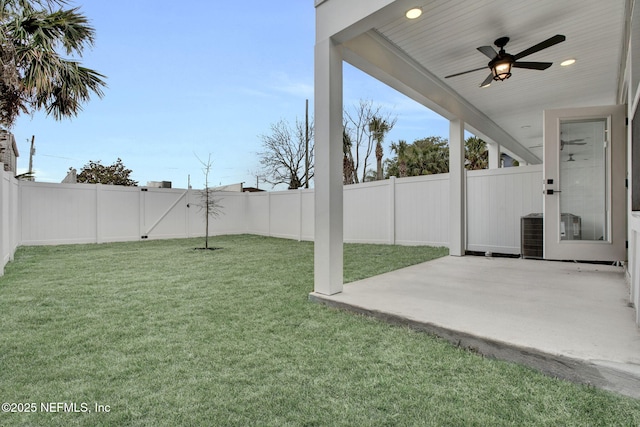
406,8,422,19
560,58,576,67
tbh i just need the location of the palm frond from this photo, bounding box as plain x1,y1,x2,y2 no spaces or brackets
0,0,105,127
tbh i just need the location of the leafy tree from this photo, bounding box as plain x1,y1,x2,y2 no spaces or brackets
385,136,449,177
258,117,313,189
0,0,106,128
343,99,396,184
75,158,137,186
385,136,491,177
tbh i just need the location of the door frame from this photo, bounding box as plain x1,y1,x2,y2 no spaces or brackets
542,105,626,261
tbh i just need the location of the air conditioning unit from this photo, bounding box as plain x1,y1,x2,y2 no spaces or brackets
560,213,581,240
521,213,543,259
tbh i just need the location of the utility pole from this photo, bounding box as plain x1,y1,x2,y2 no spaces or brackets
27,135,35,181
305,99,309,189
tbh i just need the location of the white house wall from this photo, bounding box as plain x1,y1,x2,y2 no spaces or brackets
628,0,640,325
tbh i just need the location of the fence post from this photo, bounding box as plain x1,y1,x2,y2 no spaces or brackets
8,175,14,261
244,191,249,234
267,191,271,237
389,176,396,245
298,188,303,242
0,165,6,276
95,183,102,243
139,186,145,240
185,188,190,238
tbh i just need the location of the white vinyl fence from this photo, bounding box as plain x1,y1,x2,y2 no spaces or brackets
1,166,19,274
467,166,543,254
1,164,542,275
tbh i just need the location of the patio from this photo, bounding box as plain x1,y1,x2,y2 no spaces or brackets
310,255,640,398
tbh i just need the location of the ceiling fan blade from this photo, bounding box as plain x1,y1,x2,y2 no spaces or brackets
477,45,497,59
445,66,488,79
479,73,494,87
512,61,552,70
514,34,566,60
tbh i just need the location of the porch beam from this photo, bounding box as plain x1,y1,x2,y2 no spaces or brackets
342,31,540,165
315,0,417,44
313,37,344,295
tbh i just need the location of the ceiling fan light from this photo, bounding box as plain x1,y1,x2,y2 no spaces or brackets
492,60,512,81
405,7,422,19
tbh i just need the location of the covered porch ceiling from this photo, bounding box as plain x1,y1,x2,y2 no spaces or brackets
318,0,629,164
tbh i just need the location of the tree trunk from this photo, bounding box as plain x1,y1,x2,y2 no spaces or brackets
376,142,383,180
205,187,209,249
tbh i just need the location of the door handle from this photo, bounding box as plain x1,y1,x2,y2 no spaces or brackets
545,189,561,195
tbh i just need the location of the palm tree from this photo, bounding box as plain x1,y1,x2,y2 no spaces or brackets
0,0,106,128
465,136,488,170
385,140,409,178
395,140,408,177
369,116,392,180
342,128,357,185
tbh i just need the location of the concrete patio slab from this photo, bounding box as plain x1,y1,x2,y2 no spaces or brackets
309,256,640,398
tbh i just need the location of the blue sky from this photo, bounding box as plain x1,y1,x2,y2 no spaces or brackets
12,0,450,189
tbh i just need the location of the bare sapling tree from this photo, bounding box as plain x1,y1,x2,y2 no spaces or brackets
195,154,224,249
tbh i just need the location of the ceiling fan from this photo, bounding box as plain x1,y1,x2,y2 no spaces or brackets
445,34,566,87
560,138,586,151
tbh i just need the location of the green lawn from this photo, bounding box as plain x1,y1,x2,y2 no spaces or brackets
0,235,639,426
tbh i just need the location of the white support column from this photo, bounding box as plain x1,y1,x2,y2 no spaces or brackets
449,119,465,256
488,142,501,169
314,37,344,295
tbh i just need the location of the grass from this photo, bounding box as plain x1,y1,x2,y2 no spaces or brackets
0,234,639,426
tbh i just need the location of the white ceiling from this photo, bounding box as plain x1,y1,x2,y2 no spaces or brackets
350,0,628,163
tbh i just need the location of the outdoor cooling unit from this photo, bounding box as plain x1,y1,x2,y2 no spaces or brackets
560,213,581,240
521,213,543,259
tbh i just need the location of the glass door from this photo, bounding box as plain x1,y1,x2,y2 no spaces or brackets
558,119,608,242
543,105,625,262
